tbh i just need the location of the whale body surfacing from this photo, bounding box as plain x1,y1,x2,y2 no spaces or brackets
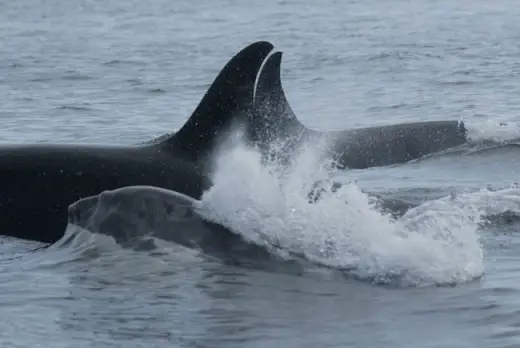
250,51,467,169
0,41,275,244
0,40,469,246
68,186,220,248
67,186,283,267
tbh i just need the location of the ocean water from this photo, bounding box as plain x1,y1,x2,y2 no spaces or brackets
1,0,520,347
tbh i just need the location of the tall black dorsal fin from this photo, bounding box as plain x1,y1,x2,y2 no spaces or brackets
250,51,308,146
163,41,274,161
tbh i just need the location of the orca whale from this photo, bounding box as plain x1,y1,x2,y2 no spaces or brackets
250,51,468,169
0,40,467,244
0,41,276,244
67,185,296,269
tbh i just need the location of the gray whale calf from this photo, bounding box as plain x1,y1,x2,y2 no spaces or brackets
67,185,285,267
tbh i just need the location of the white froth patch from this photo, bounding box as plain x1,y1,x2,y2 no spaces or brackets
198,134,485,287
466,119,520,143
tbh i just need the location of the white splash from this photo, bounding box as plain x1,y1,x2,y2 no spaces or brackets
466,119,520,143
198,133,485,287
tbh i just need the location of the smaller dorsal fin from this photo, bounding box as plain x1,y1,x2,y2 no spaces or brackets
163,41,274,161
250,51,309,146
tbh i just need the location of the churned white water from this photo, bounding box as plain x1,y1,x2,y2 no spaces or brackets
200,132,484,287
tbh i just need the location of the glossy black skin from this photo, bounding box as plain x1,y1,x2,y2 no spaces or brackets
250,52,468,169
329,120,466,169
0,144,209,243
0,40,275,244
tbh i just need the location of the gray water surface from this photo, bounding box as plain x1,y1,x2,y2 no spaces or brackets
2,0,520,347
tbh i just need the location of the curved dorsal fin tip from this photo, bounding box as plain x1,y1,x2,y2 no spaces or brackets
161,41,274,160
250,49,306,144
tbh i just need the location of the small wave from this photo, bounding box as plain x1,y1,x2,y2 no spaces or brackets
426,187,520,226
367,51,412,61
466,119,520,143
103,59,123,66
436,80,474,86
378,187,520,227
35,225,179,269
29,72,93,83
404,138,520,165
28,226,104,268
0,229,96,272
0,237,47,264
148,88,166,94
29,76,53,83
367,103,418,112
61,71,93,81
462,142,520,157
126,78,143,86
102,59,145,67
367,50,443,62
51,223,302,276
56,105,93,112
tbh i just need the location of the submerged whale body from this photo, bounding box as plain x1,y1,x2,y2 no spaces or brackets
250,51,468,169
68,186,295,268
68,186,214,247
0,41,279,244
